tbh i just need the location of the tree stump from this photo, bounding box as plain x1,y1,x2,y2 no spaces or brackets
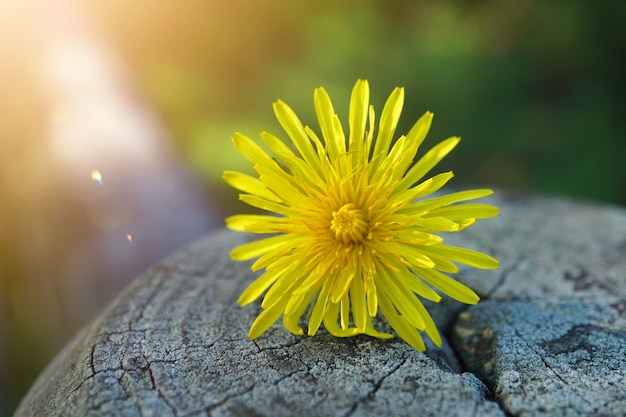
15,191,626,416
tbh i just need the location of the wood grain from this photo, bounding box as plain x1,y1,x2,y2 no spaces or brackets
15,191,626,416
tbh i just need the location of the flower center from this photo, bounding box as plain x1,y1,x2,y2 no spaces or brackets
330,203,368,244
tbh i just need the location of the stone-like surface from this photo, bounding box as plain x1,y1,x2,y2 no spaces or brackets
15,229,503,417
15,191,626,416
453,299,626,416
448,191,626,417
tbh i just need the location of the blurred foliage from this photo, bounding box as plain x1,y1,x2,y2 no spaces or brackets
81,0,626,206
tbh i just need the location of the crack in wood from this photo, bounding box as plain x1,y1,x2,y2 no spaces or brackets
341,357,408,417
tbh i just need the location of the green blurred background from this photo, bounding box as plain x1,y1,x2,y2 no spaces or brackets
1,0,625,414
92,0,625,203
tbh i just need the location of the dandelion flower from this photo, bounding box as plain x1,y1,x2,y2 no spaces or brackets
224,79,499,351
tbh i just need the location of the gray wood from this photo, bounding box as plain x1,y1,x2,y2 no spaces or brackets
454,298,626,416
15,191,626,416
450,192,626,416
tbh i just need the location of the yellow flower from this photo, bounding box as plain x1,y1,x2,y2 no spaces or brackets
224,79,499,351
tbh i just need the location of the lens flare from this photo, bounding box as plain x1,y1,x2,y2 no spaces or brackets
91,170,103,186
126,233,133,243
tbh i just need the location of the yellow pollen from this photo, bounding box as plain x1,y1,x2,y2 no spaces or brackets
330,203,368,243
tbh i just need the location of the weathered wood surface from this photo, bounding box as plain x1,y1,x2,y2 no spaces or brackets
15,191,626,417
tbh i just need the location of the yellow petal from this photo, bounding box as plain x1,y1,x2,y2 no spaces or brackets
303,126,327,160
378,290,426,351
412,246,460,273
370,135,407,185
404,189,495,215
372,86,404,165
232,132,278,171
223,171,280,202
283,314,305,336
424,203,500,220
323,300,359,337
364,105,376,158
340,294,350,330
393,229,443,246
331,114,348,175
380,242,436,269
261,266,303,309
392,171,455,202
308,280,332,336
348,79,370,163
248,296,288,340
350,277,367,332
230,234,295,261
366,273,378,317
386,133,425,184
330,267,356,303
397,137,460,190
377,269,426,330
399,272,442,303
250,243,293,271
428,245,499,269
456,218,477,231
262,131,326,193
273,100,323,177
291,261,326,296
226,214,264,232
405,111,433,151
314,86,344,160
259,130,295,158
238,259,297,305
239,194,296,216
258,172,310,208
226,214,288,234
284,287,318,335
362,320,394,339
409,216,461,232
412,297,442,347
415,267,480,305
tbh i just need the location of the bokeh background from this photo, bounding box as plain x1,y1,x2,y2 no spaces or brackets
1,0,625,414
